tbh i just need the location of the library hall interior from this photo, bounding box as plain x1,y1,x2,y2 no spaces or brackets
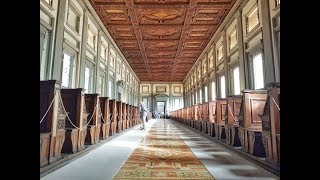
40,0,280,179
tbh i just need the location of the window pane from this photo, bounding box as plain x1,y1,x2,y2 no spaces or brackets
253,53,265,89
192,94,194,105
220,76,226,98
211,81,216,100
108,80,113,98
204,86,208,102
84,67,90,93
62,54,72,88
233,66,240,95
173,99,180,110
195,92,198,104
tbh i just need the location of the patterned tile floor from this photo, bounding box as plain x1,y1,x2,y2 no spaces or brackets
41,119,279,180
113,119,214,179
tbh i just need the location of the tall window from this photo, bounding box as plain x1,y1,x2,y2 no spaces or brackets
84,65,94,93
233,66,240,95
220,75,226,98
211,81,216,100
173,99,180,110
251,53,265,89
195,91,198,104
61,53,73,88
40,25,50,80
191,93,193,105
199,89,202,103
108,79,113,98
204,86,208,102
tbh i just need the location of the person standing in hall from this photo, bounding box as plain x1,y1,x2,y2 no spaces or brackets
139,101,147,130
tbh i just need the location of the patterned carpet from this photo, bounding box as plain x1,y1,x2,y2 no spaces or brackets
113,119,215,179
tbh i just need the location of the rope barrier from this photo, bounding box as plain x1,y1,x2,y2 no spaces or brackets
98,105,106,123
58,91,97,130
81,104,97,129
271,96,280,111
40,90,58,124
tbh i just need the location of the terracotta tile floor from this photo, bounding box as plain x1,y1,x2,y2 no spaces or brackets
113,120,215,179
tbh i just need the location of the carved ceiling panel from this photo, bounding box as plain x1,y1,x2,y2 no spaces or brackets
90,0,236,82
137,9,185,24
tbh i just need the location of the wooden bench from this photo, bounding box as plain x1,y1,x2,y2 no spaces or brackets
109,99,117,135
40,80,66,166
208,101,217,137
215,98,227,140
202,102,209,134
132,106,137,126
193,105,198,129
84,94,99,145
185,107,190,127
116,101,123,133
260,82,280,165
188,106,192,127
227,95,242,146
196,104,202,131
127,105,133,128
99,97,111,139
238,90,267,157
122,102,127,130
60,88,88,153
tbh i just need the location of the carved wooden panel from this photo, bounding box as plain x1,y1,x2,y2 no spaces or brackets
91,0,236,81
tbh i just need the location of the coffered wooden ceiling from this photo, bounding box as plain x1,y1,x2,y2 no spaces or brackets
89,0,236,82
